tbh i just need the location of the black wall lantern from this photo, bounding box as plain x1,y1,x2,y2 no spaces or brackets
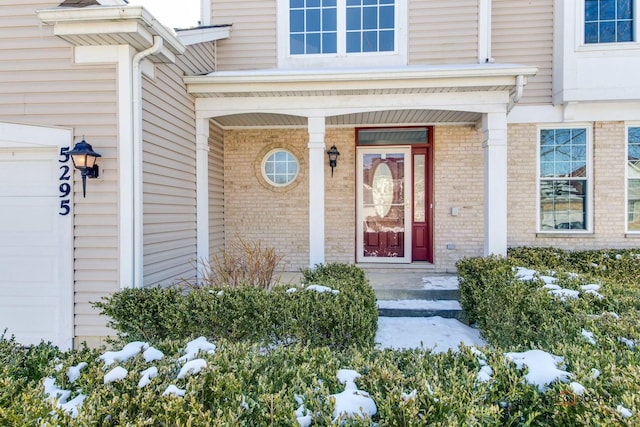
68,139,101,198
327,145,340,177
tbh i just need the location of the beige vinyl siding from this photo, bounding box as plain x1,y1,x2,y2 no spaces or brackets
408,0,479,65
0,1,118,338
209,121,225,256
210,0,277,70
141,53,200,286
179,41,217,75
492,0,553,104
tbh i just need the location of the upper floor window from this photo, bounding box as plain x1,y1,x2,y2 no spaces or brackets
627,126,640,231
538,128,591,232
280,0,406,67
289,0,395,55
585,0,634,43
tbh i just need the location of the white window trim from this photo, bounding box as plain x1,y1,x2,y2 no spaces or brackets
261,148,300,187
536,124,594,234
576,0,640,51
626,123,640,233
277,0,407,69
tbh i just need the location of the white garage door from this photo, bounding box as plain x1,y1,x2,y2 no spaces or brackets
0,147,73,348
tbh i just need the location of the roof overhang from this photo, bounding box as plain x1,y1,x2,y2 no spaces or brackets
176,25,232,46
37,5,186,62
184,64,538,128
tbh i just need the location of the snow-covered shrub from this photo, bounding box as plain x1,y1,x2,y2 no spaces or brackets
2,333,638,426
94,263,377,349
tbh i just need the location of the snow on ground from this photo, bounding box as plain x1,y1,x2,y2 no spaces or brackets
421,275,459,290
375,316,485,352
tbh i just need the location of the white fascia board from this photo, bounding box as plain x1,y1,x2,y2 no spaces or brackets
185,64,537,95
177,26,231,46
37,5,185,56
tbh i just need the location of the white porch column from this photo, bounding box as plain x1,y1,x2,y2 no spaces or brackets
196,118,210,281
481,112,508,257
308,117,326,267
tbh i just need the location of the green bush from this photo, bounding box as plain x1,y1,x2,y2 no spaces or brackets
2,336,637,426
94,263,377,350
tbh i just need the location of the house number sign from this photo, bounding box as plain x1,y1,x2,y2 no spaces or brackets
58,146,72,216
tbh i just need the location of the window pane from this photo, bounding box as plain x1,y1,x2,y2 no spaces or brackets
618,0,632,18
363,6,378,30
346,7,361,30
347,32,361,52
323,8,336,31
379,6,394,28
290,10,304,32
322,32,337,53
362,31,378,51
540,180,587,230
322,0,336,6
307,9,320,31
600,22,616,42
291,0,304,8
600,0,615,20
307,0,320,7
290,34,305,54
306,33,321,53
585,0,599,21
618,21,632,41
585,23,599,43
628,128,640,178
379,30,394,51
628,180,640,231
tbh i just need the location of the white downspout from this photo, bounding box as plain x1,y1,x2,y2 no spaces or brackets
131,35,163,288
508,74,525,112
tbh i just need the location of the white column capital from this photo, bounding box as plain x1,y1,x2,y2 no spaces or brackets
307,116,326,148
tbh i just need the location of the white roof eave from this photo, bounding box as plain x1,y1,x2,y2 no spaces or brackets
176,26,232,46
37,5,186,57
184,63,538,95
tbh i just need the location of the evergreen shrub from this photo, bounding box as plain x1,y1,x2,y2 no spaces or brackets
94,263,377,349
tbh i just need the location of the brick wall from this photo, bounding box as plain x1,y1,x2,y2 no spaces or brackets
507,121,638,249
433,125,485,270
324,128,357,264
223,129,310,270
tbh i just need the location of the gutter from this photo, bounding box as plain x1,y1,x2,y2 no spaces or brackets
131,35,163,287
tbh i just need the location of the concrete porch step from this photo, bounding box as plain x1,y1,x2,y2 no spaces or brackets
377,299,465,321
374,288,460,301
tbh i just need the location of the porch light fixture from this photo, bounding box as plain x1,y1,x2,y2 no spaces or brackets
68,139,101,198
327,145,340,177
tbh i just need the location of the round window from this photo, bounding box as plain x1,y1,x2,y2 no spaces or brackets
262,149,299,187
